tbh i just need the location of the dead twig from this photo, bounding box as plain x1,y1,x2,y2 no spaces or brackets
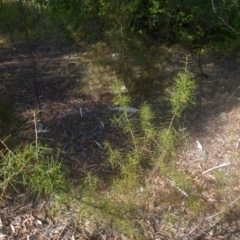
166,177,189,198
206,194,240,220
56,222,68,240
202,162,231,175
0,139,14,155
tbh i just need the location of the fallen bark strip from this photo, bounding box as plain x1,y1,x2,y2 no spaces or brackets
202,162,231,175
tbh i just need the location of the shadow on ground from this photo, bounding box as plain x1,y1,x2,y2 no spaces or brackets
1,42,240,239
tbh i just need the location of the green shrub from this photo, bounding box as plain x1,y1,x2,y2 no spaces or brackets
74,66,197,237
167,72,196,117
0,139,65,197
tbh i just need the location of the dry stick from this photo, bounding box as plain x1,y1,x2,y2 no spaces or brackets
0,0,16,49
188,219,209,235
194,31,209,79
206,194,240,220
33,112,38,149
0,139,14,155
56,222,68,240
226,86,240,100
211,0,240,35
18,0,42,122
152,150,166,173
202,162,231,175
166,177,189,198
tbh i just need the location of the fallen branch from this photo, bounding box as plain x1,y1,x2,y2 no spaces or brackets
166,177,189,198
202,162,231,175
108,106,139,113
206,194,240,219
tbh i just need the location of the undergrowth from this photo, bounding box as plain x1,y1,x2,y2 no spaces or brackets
4,62,199,238
0,113,66,198
62,64,199,238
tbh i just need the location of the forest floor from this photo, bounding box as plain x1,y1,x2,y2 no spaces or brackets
1,41,240,239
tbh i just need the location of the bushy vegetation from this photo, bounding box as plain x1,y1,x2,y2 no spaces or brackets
1,0,239,49
0,113,66,198
0,139,65,197
48,71,198,237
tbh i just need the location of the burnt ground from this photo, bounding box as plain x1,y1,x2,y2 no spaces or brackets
1,42,240,239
